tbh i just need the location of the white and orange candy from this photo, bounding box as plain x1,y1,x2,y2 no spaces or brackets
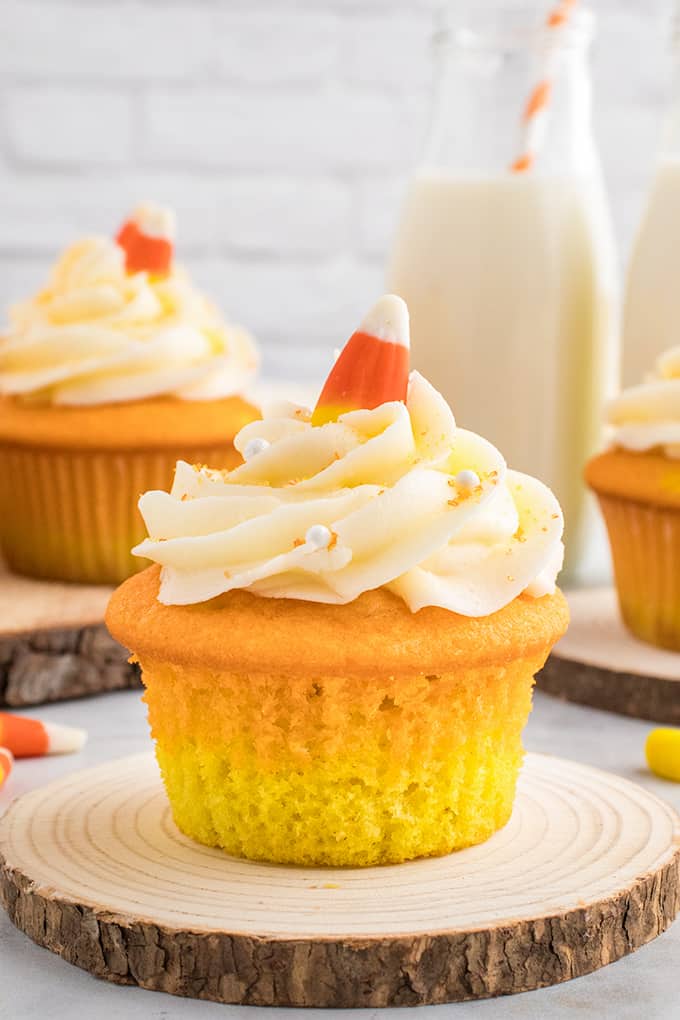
0,711,87,759
116,202,175,275
312,294,410,427
0,747,12,791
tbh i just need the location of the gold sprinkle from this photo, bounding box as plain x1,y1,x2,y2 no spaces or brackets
223,570,230,579
447,498,460,507
293,538,304,548
551,513,559,519
507,575,515,582
328,530,338,550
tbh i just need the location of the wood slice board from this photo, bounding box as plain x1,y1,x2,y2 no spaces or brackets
538,587,680,723
1,753,679,1008
0,571,139,706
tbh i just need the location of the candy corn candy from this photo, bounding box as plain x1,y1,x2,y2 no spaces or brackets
646,728,680,782
312,294,410,427
0,712,87,759
0,747,13,791
116,202,175,275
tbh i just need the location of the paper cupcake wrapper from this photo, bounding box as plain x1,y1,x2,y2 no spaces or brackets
598,493,680,651
0,443,240,585
139,646,551,867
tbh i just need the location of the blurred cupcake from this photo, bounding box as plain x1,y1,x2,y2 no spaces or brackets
0,204,259,584
586,347,680,650
107,294,568,867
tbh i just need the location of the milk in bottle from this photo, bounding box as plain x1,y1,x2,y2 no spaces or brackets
623,159,680,387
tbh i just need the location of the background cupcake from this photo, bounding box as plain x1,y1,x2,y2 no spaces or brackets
0,204,259,585
107,295,568,868
586,346,680,650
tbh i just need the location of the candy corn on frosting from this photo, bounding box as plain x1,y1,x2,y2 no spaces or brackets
107,294,568,867
586,345,680,650
0,204,259,584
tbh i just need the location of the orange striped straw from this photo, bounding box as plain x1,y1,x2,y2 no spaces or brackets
0,747,13,791
510,0,579,173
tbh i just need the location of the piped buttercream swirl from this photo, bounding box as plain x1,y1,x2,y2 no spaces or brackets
134,372,564,615
0,234,258,405
608,347,680,458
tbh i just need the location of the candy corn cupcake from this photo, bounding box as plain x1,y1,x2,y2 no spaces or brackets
586,346,680,650
0,204,259,584
107,295,568,867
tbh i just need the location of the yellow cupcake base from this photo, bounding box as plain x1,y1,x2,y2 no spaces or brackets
0,443,241,586
143,652,545,868
597,493,680,651
0,394,258,585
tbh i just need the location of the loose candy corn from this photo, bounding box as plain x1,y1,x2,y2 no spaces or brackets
0,747,13,790
645,728,680,782
312,294,410,426
0,712,87,759
116,202,175,275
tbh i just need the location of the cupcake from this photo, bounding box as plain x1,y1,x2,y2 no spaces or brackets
0,204,259,584
106,294,568,867
586,346,680,650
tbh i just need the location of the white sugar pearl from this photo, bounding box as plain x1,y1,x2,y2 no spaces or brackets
243,438,270,461
456,469,480,489
305,524,332,550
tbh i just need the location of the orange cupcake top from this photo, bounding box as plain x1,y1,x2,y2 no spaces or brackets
107,564,569,676
585,448,680,510
0,394,258,451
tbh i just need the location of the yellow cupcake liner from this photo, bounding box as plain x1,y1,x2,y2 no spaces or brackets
140,650,549,867
597,493,680,651
0,443,240,585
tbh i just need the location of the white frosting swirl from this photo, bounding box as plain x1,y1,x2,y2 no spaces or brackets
0,236,258,405
608,346,680,458
134,372,564,615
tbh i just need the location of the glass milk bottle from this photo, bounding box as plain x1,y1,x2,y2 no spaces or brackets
388,5,618,582
623,13,680,387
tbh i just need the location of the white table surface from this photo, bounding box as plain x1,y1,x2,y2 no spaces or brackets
1,688,679,1020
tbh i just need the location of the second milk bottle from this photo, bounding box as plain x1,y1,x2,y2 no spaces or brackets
389,4,618,580
623,8,680,387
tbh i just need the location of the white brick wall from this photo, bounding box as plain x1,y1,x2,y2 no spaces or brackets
0,0,675,382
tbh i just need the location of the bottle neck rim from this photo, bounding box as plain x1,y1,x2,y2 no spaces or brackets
434,5,595,57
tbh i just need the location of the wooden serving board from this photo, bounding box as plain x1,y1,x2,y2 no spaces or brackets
538,587,680,723
0,571,139,706
1,752,678,1008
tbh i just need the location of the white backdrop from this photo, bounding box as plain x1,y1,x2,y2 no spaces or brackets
0,0,674,380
